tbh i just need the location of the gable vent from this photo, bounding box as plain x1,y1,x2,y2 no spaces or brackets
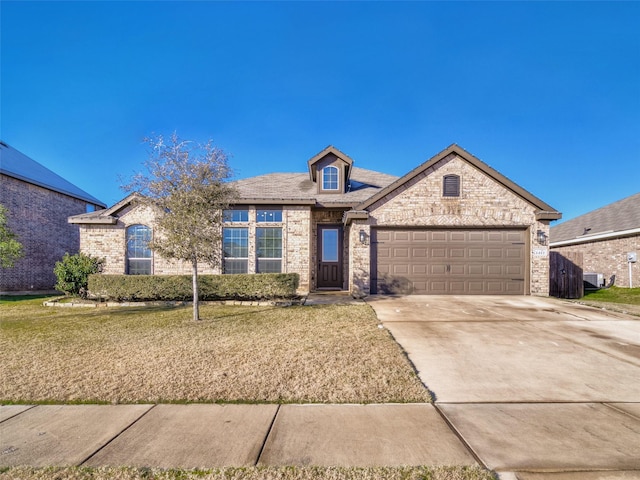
443,175,460,197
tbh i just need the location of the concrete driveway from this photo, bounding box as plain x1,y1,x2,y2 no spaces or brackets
366,295,640,477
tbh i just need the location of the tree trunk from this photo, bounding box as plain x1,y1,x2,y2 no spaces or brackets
192,257,200,321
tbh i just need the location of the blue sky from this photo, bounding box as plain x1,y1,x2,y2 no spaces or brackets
2,1,639,222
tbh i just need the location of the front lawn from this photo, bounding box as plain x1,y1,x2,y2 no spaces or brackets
0,466,496,480
582,285,640,305
577,286,640,316
0,297,431,404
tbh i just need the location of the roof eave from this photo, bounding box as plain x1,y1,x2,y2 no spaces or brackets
68,216,118,225
234,198,317,206
536,210,563,221
550,227,640,247
343,210,369,225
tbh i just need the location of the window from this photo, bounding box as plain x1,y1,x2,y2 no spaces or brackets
321,228,339,262
322,166,339,191
257,208,282,223
223,209,249,222
256,227,282,273
443,175,460,197
126,225,152,275
223,227,248,273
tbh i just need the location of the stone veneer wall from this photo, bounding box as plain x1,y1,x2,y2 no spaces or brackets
79,203,313,292
347,154,552,296
551,235,640,288
0,174,90,292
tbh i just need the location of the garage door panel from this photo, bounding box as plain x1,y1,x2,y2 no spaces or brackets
373,228,526,295
450,265,465,275
413,265,427,274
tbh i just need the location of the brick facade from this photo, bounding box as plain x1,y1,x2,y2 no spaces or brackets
551,235,640,288
347,154,551,296
71,146,558,297
0,174,89,292
79,204,314,292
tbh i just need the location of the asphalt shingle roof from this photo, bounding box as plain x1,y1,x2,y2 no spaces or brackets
0,141,106,207
550,192,640,243
233,166,399,206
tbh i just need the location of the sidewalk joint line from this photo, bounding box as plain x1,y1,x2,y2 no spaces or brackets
602,402,640,421
0,405,38,424
78,404,157,466
432,403,488,470
255,404,280,466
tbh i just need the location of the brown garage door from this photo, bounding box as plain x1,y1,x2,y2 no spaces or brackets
372,228,526,295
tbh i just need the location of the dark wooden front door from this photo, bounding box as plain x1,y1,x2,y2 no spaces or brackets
317,225,343,289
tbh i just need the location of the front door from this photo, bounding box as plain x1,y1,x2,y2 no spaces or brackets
317,225,343,289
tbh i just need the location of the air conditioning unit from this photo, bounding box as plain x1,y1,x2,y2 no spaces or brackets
584,272,604,289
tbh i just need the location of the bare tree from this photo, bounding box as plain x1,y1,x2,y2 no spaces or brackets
123,133,237,320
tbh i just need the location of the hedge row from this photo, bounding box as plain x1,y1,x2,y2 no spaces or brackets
87,273,300,301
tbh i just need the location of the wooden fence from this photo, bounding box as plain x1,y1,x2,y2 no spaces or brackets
549,251,584,299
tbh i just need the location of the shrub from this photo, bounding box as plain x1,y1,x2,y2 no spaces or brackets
54,253,105,297
88,273,300,301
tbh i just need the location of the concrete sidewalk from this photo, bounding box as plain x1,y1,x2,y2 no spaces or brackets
0,403,475,469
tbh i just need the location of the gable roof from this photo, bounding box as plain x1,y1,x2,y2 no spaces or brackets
0,141,106,207
354,144,561,220
307,145,354,183
550,192,640,246
68,192,140,224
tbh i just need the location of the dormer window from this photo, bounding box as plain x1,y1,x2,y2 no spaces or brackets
322,166,339,191
307,146,354,194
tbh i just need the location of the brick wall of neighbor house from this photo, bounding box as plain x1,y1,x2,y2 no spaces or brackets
551,235,640,288
0,174,88,292
349,154,550,296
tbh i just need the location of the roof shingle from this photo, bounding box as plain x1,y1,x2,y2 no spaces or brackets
550,192,640,243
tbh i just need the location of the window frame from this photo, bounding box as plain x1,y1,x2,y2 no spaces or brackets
322,166,339,191
223,208,249,223
256,208,283,223
222,227,249,274
256,227,282,273
126,224,152,275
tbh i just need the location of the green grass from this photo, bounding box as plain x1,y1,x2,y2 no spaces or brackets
0,297,431,404
582,286,640,305
0,466,496,480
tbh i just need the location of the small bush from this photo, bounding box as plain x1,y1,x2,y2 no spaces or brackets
88,273,299,301
54,253,104,297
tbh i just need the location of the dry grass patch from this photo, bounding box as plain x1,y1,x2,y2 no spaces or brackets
0,298,431,404
0,466,496,480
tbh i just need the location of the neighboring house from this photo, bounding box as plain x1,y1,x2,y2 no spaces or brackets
69,144,561,296
550,192,640,288
0,141,106,293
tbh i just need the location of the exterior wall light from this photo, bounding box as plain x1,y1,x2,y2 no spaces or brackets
359,229,368,245
536,229,548,246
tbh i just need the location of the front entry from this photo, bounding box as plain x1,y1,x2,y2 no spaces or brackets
317,225,343,289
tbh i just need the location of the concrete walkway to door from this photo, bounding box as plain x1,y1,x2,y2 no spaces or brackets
366,295,640,479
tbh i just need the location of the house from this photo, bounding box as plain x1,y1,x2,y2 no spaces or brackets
68,144,561,296
550,192,640,288
0,141,106,293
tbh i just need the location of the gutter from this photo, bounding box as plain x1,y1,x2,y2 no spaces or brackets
550,227,640,247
